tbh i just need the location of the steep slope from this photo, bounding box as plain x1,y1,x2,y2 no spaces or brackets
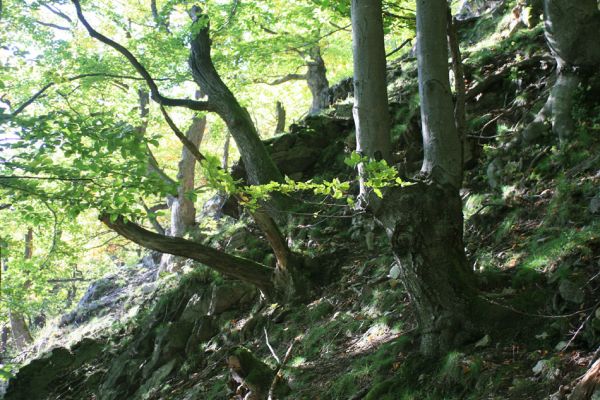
3,2,600,399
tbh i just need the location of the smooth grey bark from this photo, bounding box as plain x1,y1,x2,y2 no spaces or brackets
266,47,330,116
351,0,392,203
160,91,206,272
188,6,283,186
8,229,33,350
170,94,206,238
542,0,600,143
417,0,463,188
351,0,392,165
374,0,482,356
306,46,330,115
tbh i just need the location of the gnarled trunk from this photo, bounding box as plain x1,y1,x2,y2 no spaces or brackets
542,0,600,144
376,183,478,355
306,46,330,115
374,0,481,356
188,7,282,186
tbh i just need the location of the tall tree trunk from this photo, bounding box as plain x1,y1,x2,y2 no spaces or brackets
222,132,231,170
160,91,206,272
8,229,33,350
375,0,480,356
542,0,600,144
351,0,392,200
306,46,330,115
188,6,282,187
170,93,206,238
274,101,286,134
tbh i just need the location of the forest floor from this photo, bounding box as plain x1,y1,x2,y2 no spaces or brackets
3,2,600,399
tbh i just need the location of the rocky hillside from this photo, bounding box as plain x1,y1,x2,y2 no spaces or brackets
3,1,600,399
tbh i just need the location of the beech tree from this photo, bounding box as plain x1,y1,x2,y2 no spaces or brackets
350,0,486,355
541,0,600,144
351,0,392,200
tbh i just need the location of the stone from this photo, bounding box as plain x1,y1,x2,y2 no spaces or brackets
209,282,256,315
271,146,320,175
133,359,177,400
532,359,549,375
180,292,211,322
559,279,585,304
185,316,218,354
268,133,296,153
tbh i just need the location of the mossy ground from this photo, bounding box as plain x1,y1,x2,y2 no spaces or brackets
4,3,600,399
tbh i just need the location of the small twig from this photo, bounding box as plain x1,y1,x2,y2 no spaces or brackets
386,38,413,58
264,327,280,364
480,295,596,319
564,302,600,351
268,336,299,400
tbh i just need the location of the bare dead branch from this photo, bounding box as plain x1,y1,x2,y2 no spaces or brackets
386,38,413,58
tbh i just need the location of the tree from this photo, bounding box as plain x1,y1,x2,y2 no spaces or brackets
352,0,483,355
350,0,392,200
264,46,331,116
8,229,34,350
0,1,318,303
538,0,600,144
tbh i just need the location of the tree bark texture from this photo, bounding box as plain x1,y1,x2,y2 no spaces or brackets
102,215,276,295
8,229,34,350
447,7,468,165
222,132,231,170
188,7,282,186
306,46,330,115
170,107,206,238
376,183,478,356
542,0,600,143
417,0,463,188
274,101,286,134
351,0,392,165
373,0,481,356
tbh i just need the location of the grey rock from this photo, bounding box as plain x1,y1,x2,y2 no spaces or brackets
180,292,211,322
209,282,256,315
559,279,585,304
271,146,320,175
185,316,218,354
